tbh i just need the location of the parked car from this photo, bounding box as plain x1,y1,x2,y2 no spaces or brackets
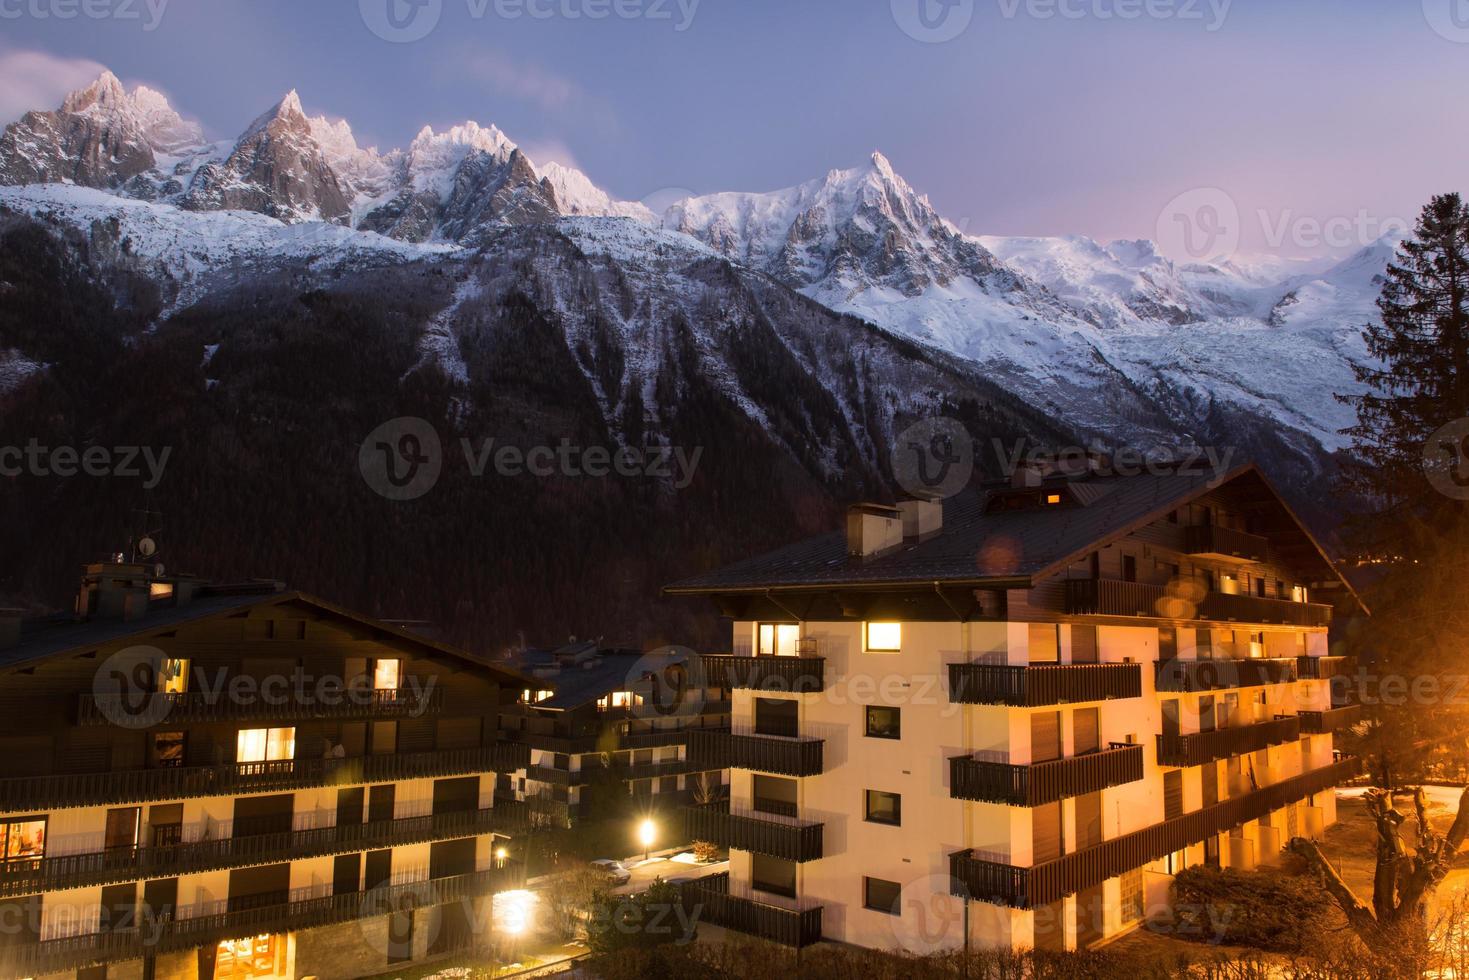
590,859,631,886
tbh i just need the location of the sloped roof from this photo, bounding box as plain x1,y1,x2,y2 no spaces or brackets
665,463,1362,608
1,587,537,686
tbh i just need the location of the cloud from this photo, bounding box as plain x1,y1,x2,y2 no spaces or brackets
455,49,582,114
0,48,110,126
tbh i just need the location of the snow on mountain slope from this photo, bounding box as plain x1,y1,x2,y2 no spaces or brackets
540,162,655,221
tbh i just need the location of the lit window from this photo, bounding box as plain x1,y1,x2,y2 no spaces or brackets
521,688,553,704
1292,585,1309,603
0,818,46,865
149,582,174,600
596,691,640,710
1045,493,1062,505
864,706,901,740
237,727,296,763
758,624,800,657
372,659,401,690
864,789,902,826
158,658,189,694
866,623,901,653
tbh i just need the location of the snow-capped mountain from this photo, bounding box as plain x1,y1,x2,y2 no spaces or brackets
0,70,1395,466
0,70,208,190
662,155,1392,454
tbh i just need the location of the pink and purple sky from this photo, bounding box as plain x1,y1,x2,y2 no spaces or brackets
1,0,1463,258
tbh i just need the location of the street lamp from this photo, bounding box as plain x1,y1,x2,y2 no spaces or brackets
639,818,656,863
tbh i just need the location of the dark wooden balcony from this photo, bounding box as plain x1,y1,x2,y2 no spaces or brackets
1066,579,1332,627
948,662,1142,706
0,864,524,976
687,729,823,777
949,744,1144,806
0,741,531,811
0,802,526,898
1297,656,1354,680
77,686,444,727
683,801,823,862
948,756,1360,909
527,759,688,786
1184,525,1270,563
1155,657,1298,692
679,872,822,948
1155,716,1302,767
1299,704,1363,733
702,655,826,693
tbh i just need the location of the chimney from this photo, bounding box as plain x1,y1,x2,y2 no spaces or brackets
76,561,154,622
897,498,943,540
846,503,903,557
0,610,21,651
1010,450,1108,488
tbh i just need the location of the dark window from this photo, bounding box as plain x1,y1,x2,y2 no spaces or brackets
754,698,799,738
365,849,392,890
1255,577,1266,597
753,775,798,817
1122,555,1138,583
387,908,415,963
864,706,901,740
333,854,361,895
1159,627,1178,661
151,731,185,768
1167,510,1179,524
864,790,901,826
863,876,902,915
1164,770,1183,820
751,853,797,898
104,808,139,851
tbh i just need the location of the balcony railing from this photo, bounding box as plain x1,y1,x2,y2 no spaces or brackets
1297,656,1355,680
1184,525,1270,563
78,686,444,727
1155,657,1298,692
527,760,689,786
0,741,531,812
702,655,826,693
683,802,823,863
948,662,1142,706
679,872,822,948
1066,579,1332,627
949,744,1144,807
0,802,526,898
1155,716,1302,768
687,729,823,777
1299,705,1363,734
0,864,524,976
949,756,1360,909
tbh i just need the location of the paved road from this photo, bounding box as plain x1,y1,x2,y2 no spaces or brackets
613,855,728,896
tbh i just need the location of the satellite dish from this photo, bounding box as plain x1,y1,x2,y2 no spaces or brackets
137,536,157,558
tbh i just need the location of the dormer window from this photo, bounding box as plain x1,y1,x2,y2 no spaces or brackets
1045,493,1062,506
372,658,401,690
520,688,553,704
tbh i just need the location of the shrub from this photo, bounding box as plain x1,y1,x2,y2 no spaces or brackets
1169,865,1331,952
691,839,721,863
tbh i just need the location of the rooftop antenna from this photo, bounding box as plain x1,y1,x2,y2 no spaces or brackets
128,498,165,572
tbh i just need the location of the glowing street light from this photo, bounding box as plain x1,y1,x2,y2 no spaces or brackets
639,818,656,863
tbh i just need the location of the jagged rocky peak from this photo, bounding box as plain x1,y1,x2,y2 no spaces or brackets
0,70,204,188
184,88,353,224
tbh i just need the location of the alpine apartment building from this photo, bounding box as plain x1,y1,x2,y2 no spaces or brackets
667,460,1362,952
498,642,730,826
0,563,533,980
